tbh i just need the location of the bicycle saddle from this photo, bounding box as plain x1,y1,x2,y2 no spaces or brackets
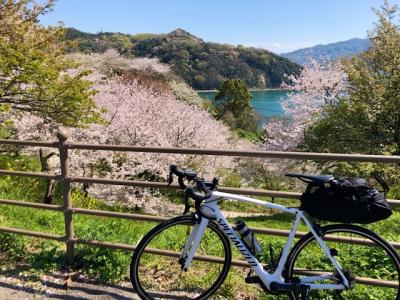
285,173,334,184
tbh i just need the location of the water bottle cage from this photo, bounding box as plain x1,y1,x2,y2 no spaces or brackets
236,223,262,255
241,231,255,254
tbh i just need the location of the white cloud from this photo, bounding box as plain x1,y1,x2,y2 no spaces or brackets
273,43,284,48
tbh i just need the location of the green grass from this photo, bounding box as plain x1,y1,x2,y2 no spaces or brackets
0,153,400,299
1,194,398,298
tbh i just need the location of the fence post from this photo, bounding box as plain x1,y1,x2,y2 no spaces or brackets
57,131,74,266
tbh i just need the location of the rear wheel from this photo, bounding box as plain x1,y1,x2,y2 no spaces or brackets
285,224,400,299
130,215,231,299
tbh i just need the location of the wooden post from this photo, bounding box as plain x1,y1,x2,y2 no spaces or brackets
57,131,74,266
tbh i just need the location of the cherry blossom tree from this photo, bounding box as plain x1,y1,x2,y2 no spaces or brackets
71,75,240,214
66,49,170,76
5,52,251,212
264,59,347,151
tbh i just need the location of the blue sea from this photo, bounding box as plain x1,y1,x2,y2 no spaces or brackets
197,90,291,122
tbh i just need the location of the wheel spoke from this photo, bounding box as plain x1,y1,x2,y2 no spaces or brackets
131,216,231,299
285,224,400,299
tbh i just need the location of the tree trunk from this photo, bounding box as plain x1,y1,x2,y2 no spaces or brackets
394,112,400,154
39,148,57,204
44,179,57,204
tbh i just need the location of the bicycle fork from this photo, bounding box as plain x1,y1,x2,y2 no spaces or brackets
179,217,209,271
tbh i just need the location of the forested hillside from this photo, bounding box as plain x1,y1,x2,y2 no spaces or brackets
282,38,371,65
65,28,301,90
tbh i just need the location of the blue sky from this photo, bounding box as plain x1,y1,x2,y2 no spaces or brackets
40,0,398,53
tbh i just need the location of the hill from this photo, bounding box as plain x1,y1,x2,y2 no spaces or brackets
281,38,371,65
65,28,301,90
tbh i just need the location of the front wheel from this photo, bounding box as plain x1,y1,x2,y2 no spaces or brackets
130,215,232,300
284,224,400,299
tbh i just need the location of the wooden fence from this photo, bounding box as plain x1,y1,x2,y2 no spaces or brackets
0,131,400,288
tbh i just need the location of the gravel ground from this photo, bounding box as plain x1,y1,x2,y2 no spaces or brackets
0,273,140,299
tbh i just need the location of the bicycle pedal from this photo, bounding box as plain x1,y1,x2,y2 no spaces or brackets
245,276,260,284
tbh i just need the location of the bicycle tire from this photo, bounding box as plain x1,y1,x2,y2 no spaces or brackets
130,215,232,300
284,224,400,299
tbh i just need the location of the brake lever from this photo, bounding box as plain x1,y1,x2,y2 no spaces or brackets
183,188,192,215
167,170,174,186
212,177,219,190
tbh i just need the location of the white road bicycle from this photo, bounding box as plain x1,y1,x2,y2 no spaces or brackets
130,165,400,299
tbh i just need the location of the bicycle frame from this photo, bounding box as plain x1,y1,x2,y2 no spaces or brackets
179,191,350,292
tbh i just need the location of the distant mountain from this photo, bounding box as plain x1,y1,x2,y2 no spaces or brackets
281,38,371,65
65,28,301,90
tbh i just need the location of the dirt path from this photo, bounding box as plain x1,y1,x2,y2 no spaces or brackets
0,273,140,299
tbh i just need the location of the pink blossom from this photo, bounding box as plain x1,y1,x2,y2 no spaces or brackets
265,60,347,151
4,61,254,212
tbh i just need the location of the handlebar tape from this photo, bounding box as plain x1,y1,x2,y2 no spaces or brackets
170,165,213,214
170,165,186,189
183,180,211,201
185,187,205,202
196,179,212,199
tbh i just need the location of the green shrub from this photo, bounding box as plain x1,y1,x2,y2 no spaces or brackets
74,221,131,282
219,169,242,188
0,233,26,260
29,240,65,272
75,246,129,282
233,128,264,142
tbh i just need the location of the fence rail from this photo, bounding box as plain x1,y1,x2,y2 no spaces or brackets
0,133,400,289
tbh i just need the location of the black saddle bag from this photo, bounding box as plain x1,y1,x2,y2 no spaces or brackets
300,178,392,224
